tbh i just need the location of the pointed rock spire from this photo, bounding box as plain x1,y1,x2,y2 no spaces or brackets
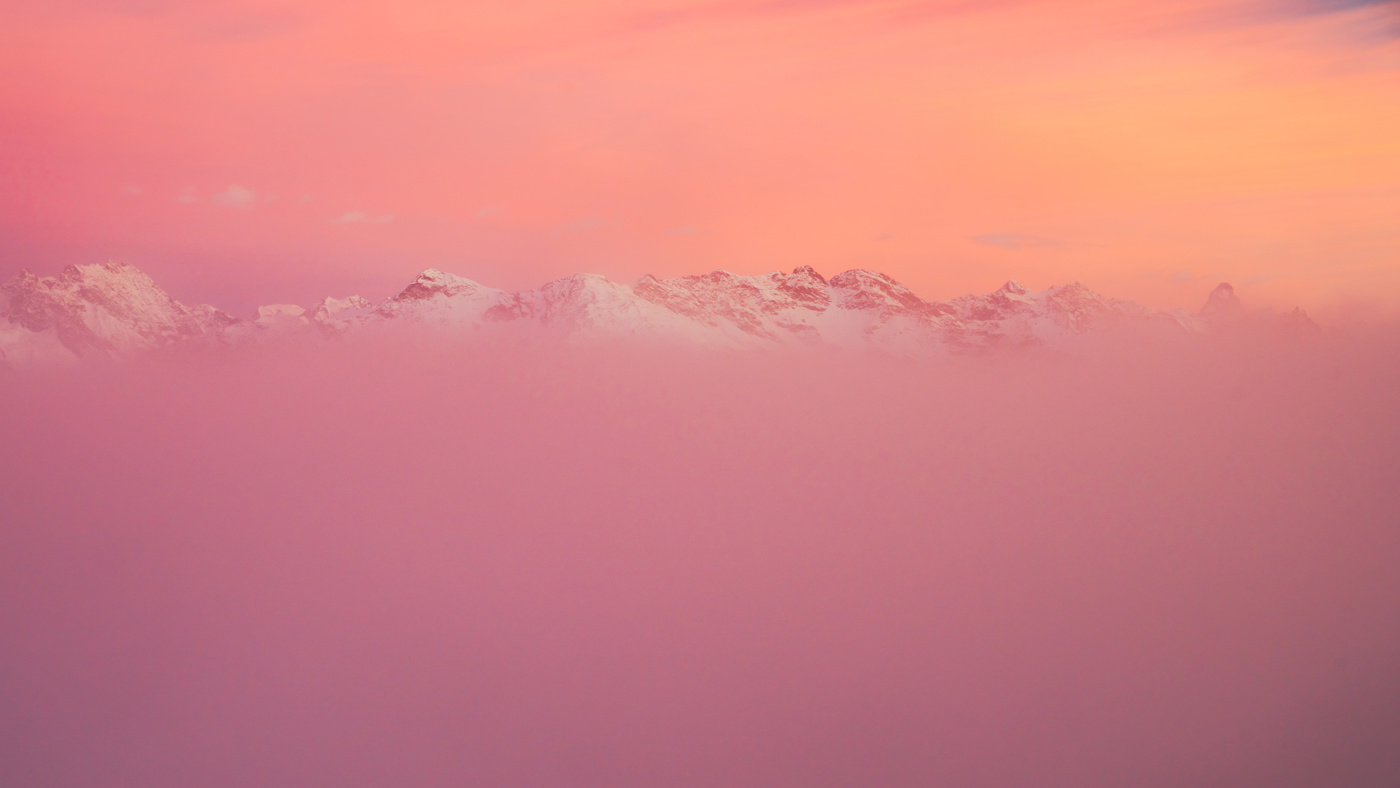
1199,283,1244,320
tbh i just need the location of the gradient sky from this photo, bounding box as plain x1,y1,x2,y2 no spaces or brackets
2,0,1398,315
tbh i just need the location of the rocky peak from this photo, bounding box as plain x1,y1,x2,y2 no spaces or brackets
633,268,828,334
1199,283,1245,320
0,261,215,356
777,266,830,309
828,269,927,315
393,269,480,301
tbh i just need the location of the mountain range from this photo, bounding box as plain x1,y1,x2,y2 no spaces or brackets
0,261,1307,364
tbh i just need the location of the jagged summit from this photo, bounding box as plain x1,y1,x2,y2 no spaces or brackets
372,270,511,326
1199,282,1245,321
0,261,232,361
0,263,1265,364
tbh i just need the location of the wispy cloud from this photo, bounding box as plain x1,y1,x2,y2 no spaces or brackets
1291,0,1399,14
122,184,143,197
211,185,256,208
565,217,604,232
331,211,394,224
1240,0,1400,39
971,233,1068,250
176,187,198,205
189,8,305,43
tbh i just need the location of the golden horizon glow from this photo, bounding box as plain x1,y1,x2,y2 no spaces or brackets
2,0,1397,317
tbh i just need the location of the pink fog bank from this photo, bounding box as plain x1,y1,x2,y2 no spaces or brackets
2,326,1398,786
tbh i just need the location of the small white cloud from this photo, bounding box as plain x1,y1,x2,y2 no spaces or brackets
176,187,198,204
476,206,501,218
669,226,703,236
1170,269,1194,283
211,185,257,208
122,185,143,197
331,211,394,224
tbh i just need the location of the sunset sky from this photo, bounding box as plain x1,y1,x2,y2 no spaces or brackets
2,0,1397,316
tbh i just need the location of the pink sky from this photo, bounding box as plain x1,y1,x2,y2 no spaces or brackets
2,0,1398,315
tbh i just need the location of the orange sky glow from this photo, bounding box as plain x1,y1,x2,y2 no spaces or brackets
2,0,1397,316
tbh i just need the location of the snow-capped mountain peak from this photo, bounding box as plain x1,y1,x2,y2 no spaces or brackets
369,270,512,327
0,262,231,361
0,261,1296,364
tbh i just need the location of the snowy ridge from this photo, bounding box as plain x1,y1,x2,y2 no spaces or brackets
0,262,1314,364
0,262,234,363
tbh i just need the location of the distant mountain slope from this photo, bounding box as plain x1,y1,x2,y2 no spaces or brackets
0,263,234,362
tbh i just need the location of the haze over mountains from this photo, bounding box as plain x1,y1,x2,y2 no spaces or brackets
0,261,1311,364
0,264,1389,788
4,283,1396,788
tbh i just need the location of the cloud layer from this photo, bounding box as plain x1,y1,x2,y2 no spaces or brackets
2,335,1398,785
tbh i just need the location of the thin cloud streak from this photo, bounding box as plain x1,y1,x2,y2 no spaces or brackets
972,233,1069,250
210,185,256,208
331,211,394,224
